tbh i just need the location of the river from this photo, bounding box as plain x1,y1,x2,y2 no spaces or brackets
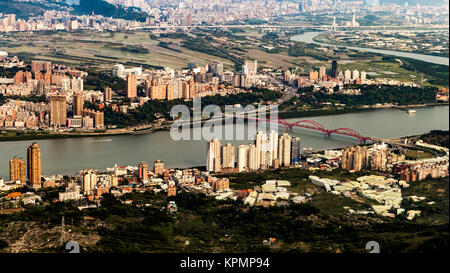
291,31,449,66
0,106,448,177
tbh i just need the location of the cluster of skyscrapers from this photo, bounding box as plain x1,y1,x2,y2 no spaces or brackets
206,131,301,173
341,144,405,172
50,93,105,129
1,59,104,130
8,62,84,97
9,143,41,189
124,60,259,100
138,159,166,183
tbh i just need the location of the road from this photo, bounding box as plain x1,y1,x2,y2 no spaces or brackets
130,24,448,31
263,72,298,104
171,72,297,129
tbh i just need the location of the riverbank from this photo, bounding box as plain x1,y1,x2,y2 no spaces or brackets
313,34,449,59
1,105,447,176
0,125,171,142
291,31,449,66
0,131,134,142
279,102,449,120
1,103,447,142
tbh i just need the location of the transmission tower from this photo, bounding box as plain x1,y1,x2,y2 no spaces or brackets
60,215,66,246
331,17,337,32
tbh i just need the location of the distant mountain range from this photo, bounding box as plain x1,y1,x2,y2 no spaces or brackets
0,0,148,21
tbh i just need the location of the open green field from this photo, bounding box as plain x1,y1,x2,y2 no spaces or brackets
230,27,262,38
339,57,447,88
0,28,321,71
0,31,235,71
1,28,447,89
339,59,419,81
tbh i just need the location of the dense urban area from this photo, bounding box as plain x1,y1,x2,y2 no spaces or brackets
0,0,448,254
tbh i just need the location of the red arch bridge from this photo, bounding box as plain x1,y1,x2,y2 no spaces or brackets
246,117,372,143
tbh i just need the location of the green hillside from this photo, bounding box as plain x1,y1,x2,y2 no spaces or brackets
72,0,147,22
0,0,147,21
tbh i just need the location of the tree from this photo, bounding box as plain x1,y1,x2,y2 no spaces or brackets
0,239,8,250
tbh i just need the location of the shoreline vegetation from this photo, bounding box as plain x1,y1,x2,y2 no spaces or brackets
1,102,448,142
279,102,448,119
312,34,450,59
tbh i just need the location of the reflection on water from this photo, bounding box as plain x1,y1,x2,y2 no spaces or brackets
0,106,448,176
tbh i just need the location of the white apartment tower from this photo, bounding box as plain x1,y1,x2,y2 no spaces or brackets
81,169,97,195
237,145,249,172
206,139,221,173
268,130,278,167
278,133,292,167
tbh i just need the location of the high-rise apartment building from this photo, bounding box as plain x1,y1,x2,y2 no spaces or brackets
50,95,67,127
319,66,326,79
73,93,84,117
331,60,338,79
148,81,166,100
242,60,257,76
82,109,104,129
27,142,41,189
71,77,83,92
237,144,249,172
127,74,137,98
104,86,113,102
188,79,195,99
352,70,360,81
138,161,149,182
9,157,26,183
154,159,165,176
344,69,352,82
290,137,301,164
309,70,319,81
248,144,258,171
255,131,268,169
278,133,291,167
221,143,235,169
14,70,24,84
31,60,52,73
341,146,370,171
82,116,94,129
206,139,221,173
268,130,278,167
370,149,387,171
166,83,174,101
181,81,190,99
209,62,224,76
361,71,367,81
211,178,230,192
81,169,97,195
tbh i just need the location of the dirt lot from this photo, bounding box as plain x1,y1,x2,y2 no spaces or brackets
0,221,100,253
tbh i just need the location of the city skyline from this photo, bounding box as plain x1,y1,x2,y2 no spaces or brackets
0,0,448,257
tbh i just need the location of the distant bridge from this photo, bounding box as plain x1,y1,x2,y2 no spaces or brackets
247,116,372,143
